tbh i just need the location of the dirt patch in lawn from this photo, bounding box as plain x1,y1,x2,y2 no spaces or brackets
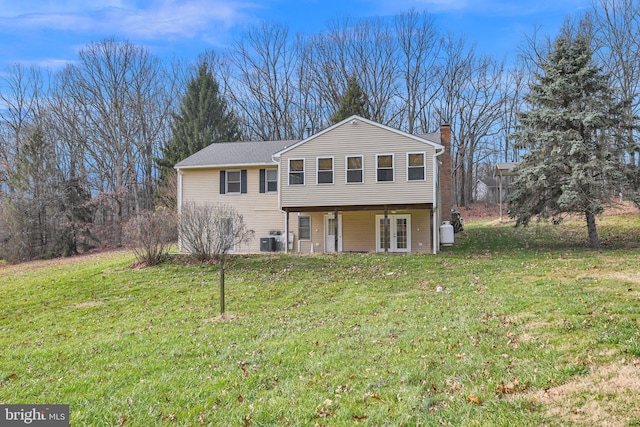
73,301,105,308
605,271,640,285
204,314,239,323
0,248,130,274
457,201,639,221
534,361,640,426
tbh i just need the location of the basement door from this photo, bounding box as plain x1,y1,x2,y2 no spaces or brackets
376,214,411,253
324,215,343,252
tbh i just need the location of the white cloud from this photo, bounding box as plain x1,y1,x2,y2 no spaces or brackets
367,0,590,16
0,0,258,39
0,0,128,16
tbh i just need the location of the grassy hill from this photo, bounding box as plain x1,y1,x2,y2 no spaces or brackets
1,212,639,426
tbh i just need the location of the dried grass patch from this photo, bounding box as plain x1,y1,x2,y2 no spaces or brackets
605,271,640,286
0,248,130,274
204,313,239,323
534,362,640,427
73,301,104,308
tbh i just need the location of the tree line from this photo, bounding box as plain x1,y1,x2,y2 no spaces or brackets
1,1,639,260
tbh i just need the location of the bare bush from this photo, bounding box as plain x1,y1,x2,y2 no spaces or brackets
153,169,178,211
178,202,254,314
0,200,31,262
123,208,177,266
178,202,254,261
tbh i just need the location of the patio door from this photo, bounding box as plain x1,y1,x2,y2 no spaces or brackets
324,215,343,252
376,214,411,253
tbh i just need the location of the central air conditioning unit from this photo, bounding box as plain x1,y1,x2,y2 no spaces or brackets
268,230,294,251
260,236,277,252
269,230,284,251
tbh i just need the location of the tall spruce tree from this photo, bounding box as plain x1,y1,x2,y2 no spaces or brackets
509,35,624,249
331,75,370,123
157,62,240,181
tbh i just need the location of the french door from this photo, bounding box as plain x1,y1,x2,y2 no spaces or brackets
376,214,411,253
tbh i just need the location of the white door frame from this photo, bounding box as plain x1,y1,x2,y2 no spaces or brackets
324,214,343,253
375,214,411,253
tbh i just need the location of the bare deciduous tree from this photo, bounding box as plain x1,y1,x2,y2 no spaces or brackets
0,64,43,195
436,36,507,206
123,208,177,266
229,22,298,141
178,202,254,314
591,0,640,203
394,9,441,133
52,39,174,246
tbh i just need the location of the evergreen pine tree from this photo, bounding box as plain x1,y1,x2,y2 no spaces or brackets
509,35,625,249
331,75,370,123
157,62,240,181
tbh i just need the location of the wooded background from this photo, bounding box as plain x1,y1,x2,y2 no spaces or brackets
1,1,639,260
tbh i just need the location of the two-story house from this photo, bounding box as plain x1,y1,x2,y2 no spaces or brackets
175,115,452,254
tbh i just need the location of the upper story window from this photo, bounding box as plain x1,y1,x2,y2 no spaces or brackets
289,159,305,185
317,157,334,184
376,154,394,182
407,152,426,181
346,155,363,183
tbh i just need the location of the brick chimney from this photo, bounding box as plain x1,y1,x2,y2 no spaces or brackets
439,124,452,221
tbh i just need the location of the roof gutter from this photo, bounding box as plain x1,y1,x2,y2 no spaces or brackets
174,161,278,170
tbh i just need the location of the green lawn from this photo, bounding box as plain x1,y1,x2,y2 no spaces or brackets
1,214,640,426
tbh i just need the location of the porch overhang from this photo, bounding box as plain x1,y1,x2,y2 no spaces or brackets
281,203,434,213
281,202,438,255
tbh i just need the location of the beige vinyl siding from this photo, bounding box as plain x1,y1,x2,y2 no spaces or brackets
179,166,293,253
342,211,376,252
279,120,436,209
408,210,431,253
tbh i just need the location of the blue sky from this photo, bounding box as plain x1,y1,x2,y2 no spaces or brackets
0,0,591,73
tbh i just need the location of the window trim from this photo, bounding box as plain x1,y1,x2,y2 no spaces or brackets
226,170,242,194
376,153,395,182
316,156,334,185
345,155,364,184
298,215,311,241
407,152,426,181
221,216,236,253
288,158,305,186
266,168,278,193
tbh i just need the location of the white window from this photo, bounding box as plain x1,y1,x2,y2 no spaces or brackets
346,155,363,183
289,159,305,185
407,152,426,181
266,169,278,192
376,154,394,182
220,217,235,252
298,216,311,240
317,157,334,184
226,170,241,194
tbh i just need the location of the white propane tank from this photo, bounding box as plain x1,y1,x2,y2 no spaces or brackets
440,221,455,246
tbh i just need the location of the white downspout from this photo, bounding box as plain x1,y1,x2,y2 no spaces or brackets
176,168,183,253
284,210,289,254
433,147,445,254
272,156,289,254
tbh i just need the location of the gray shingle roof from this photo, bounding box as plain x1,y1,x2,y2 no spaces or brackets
175,139,299,169
494,162,520,177
417,133,440,144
